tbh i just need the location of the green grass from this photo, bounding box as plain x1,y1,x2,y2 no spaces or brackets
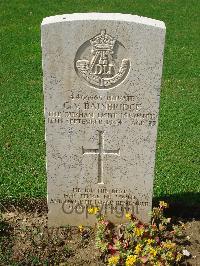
0,0,199,203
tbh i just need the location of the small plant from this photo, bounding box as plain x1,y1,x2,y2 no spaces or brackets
78,224,91,247
95,202,187,265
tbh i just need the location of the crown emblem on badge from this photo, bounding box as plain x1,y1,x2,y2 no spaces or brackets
75,29,130,89
90,30,116,52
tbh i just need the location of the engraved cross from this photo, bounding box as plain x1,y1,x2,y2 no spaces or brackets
82,131,120,184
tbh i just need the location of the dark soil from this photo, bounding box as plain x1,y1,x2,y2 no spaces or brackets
0,200,199,265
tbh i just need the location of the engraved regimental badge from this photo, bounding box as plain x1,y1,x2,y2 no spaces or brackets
75,30,130,89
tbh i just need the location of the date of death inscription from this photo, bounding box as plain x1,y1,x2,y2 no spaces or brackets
47,93,157,126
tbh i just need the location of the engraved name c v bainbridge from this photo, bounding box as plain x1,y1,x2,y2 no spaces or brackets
82,131,120,184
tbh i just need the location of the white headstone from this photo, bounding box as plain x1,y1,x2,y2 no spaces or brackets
41,13,166,226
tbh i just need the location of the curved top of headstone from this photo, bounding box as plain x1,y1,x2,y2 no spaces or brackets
42,13,165,29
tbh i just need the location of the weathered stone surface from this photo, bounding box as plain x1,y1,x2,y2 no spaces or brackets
41,13,166,226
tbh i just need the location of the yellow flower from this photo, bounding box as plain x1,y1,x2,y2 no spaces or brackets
162,241,176,249
146,239,154,245
78,224,84,232
93,207,99,214
159,201,168,208
149,247,157,257
87,206,99,215
108,255,120,265
134,243,142,254
176,253,183,262
125,255,137,266
134,227,144,237
125,212,132,220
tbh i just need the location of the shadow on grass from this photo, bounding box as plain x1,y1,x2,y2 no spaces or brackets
153,192,200,220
